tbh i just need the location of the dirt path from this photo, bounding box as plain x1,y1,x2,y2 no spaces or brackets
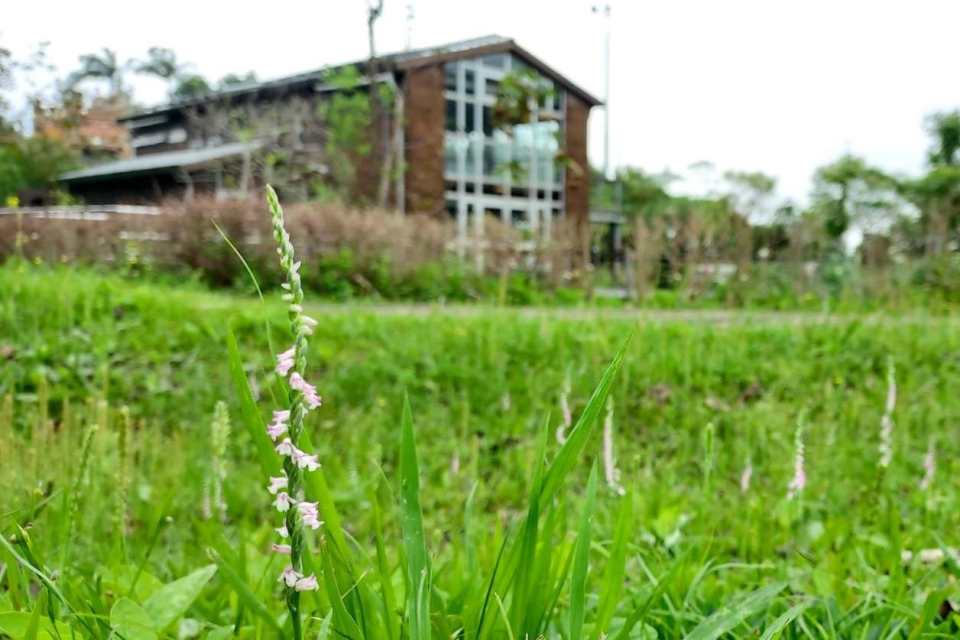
310,303,949,326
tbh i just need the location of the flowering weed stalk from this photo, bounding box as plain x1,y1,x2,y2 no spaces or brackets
556,372,572,444
786,415,806,502
920,436,935,492
878,357,896,469
266,185,322,640
602,398,625,495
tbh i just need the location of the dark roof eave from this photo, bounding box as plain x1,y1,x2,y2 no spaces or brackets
394,39,603,107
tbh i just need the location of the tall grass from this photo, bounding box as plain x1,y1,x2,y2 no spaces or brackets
1,201,959,637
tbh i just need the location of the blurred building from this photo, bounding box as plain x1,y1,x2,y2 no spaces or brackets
59,35,600,238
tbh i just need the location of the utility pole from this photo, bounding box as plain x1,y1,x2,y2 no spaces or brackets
593,3,612,180
406,3,414,51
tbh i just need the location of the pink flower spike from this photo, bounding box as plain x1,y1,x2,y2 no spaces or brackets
273,410,291,422
275,438,296,457
272,544,292,555
278,567,301,587
294,573,319,591
276,524,289,538
295,451,321,472
267,476,288,495
273,492,295,512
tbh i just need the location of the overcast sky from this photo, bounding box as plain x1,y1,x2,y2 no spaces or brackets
5,0,960,204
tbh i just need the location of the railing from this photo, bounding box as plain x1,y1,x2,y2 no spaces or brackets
0,205,161,221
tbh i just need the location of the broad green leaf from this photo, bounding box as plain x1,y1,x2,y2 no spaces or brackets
111,598,158,640
142,565,217,631
227,328,280,479
570,464,599,640
541,327,635,506
400,395,431,640
684,582,787,640
0,613,72,640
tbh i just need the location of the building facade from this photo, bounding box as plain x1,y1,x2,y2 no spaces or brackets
60,36,599,236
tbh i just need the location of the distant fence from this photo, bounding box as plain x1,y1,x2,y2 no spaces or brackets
0,205,161,221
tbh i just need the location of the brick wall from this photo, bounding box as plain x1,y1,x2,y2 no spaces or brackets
403,65,446,215
564,93,591,265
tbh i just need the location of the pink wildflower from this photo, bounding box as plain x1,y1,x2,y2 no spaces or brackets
272,544,291,554
276,524,289,538
278,567,300,587
295,451,321,471
294,573,319,591
289,373,322,410
273,492,295,512
267,418,287,442
301,315,318,336
267,476,288,495
298,501,323,530
275,438,297,457
275,347,295,377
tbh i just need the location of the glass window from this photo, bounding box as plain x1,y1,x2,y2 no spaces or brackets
485,78,498,96
446,200,457,217
482,106,493,136
444,135,459,174
444,64,457,91
482,54,505,68
464,69,476,95
465,103,475,133
445,99,457,132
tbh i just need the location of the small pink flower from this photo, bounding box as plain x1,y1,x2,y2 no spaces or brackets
290,261,301,276
295,451,321,471
273,410,290,422
267,476,288,495
275,347,295,377
300,315,318,336
275,438,296,457
266,420,288,441
290,304,303,314
272,544,291,555
273,492,295,512
303,391,322,410
276,524,289,538
289,373,313,393
302,512,323,530
294,573,319,591
278,567,300,587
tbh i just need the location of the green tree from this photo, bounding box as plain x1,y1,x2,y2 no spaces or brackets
925,110,960,167
172,75,212,99
0,136,79,200
317,66,373,202
68,48,127,95
810,155,899,241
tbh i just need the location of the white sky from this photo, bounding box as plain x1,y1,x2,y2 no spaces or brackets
5,0,960,204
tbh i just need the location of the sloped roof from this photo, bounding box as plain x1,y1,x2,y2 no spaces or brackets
122,35,601,121
60,141,258,182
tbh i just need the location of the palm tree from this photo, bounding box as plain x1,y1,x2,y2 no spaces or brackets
68,48,126,95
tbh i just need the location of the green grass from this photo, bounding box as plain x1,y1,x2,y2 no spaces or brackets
1,262,960,638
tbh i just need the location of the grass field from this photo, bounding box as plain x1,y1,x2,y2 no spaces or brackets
2,260,959,639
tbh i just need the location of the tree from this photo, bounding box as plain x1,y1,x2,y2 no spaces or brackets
925,110,960,167
0,136,79,200
68,48,127,95
172,75,212,99
723,170,776,224
219,72,257,88
810,155,900,241
136,46,179,82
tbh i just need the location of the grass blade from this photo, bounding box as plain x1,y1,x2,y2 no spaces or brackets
570,463,599,640
400,395,431,640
